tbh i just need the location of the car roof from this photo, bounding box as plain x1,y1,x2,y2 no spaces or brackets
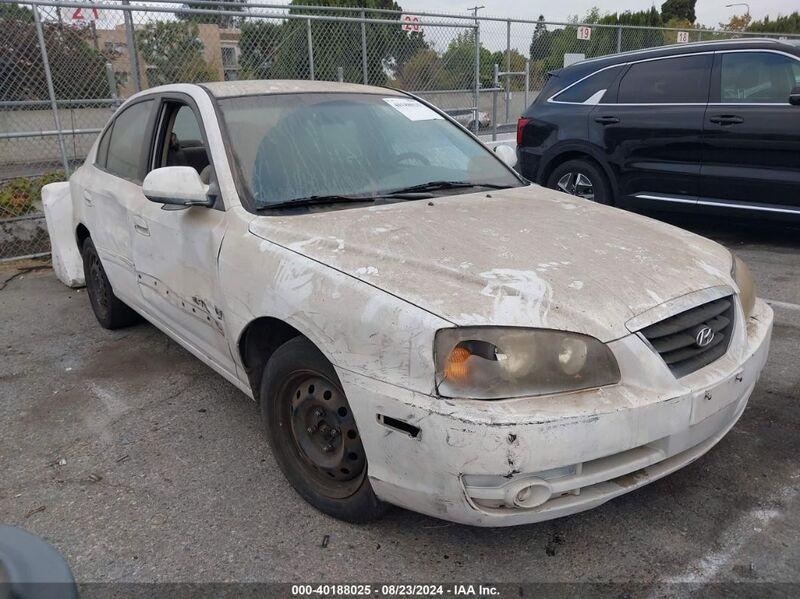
553,38,799,80
200,79,402,98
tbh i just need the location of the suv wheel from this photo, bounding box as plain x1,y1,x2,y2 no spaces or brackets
547,158,612,205
260,336,388,523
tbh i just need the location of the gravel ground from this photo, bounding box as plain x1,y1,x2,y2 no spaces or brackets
1,214,799,590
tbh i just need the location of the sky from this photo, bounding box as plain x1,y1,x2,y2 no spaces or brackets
369,1,797,27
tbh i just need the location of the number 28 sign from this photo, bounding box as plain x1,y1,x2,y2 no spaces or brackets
401,14,421,33
577,26,592,40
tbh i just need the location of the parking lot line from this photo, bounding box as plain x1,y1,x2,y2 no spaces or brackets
766,299,800,312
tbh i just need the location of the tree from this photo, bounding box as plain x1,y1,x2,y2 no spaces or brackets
265,0,428,86
135,21,218,86
0,2,33,21
177,0,248,29
441,30,493,89
0,9,112,101
394,48,448,90
661,0,696,24
238,20,282,79
747,12,800,34
529,15,551,60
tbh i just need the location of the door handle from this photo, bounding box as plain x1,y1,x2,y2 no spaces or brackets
133,217,150,236
594,116,620,125
709,115,744,125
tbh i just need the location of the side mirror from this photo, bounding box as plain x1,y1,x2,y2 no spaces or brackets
142,166,213,208
790,86,800,106
493,144,518,169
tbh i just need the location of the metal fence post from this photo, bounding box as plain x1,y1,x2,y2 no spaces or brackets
524,58,530,110
360,10,368,85
105,62,118,102
473,24,480,134
505,19,511,123
306,18,315,81
616,26,622,53
33,5,70,176
337,66,344,82
492,63,499,142
122,0,141,93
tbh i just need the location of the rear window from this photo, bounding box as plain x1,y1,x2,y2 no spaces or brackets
553,66,622,103
617,55,711,103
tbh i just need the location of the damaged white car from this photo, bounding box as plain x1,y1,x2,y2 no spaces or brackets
68,81,773,526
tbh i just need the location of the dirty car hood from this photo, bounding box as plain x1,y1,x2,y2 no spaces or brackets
248,185,733,342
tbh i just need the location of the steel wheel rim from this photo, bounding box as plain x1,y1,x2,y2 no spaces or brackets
285,373,366,493
87,253,110,318
557,172,595,201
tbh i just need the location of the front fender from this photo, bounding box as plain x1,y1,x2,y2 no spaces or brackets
219,217,449,395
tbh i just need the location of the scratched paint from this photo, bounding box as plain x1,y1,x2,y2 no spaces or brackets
65,81,775,527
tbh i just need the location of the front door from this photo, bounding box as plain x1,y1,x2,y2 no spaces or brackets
700,50,800,212
131,97,235,374
589,54,712,206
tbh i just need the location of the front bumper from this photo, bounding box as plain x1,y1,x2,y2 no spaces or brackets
338,299,773,527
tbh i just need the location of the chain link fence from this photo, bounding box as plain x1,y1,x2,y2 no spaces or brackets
2,0,799,260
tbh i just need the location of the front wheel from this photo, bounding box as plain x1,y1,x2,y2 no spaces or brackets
260,337,388,523
546,158,612,205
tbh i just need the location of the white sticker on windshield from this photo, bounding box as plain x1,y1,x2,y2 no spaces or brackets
383,97,443,121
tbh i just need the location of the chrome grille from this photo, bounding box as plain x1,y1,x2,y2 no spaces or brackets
640,297,735,378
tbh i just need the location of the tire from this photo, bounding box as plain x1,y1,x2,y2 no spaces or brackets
81,237,140,330
260,336,388,523
546,158,613,205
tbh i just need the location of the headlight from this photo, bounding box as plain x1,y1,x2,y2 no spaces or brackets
434,327,620,400
731,253,756,318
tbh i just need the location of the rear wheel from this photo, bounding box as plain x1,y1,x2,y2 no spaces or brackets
260,336,387,523
81,237,140,329
546,158,612,205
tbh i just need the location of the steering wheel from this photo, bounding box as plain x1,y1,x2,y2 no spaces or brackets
395,152,430,166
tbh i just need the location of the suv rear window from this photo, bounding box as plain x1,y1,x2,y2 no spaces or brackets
553,66,622,103
618,55,711,103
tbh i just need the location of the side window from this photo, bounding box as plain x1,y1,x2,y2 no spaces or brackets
720,52,800,103
95,125,112,168
158,103,211,182
106,100,153,182
618,55,711,104
554,66,622,103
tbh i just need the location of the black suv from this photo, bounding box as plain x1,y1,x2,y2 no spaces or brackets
517,39,800,219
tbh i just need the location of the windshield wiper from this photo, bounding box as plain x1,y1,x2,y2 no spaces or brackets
384,181,510,195
257,194,376,210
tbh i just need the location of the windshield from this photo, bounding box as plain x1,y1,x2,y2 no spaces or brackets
216,93,522,210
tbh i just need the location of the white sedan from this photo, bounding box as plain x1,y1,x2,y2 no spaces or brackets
68,80,772,526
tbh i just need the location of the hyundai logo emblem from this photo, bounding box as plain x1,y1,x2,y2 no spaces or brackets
695,326,715,348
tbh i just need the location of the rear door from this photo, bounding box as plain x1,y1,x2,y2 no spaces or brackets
589,54,712,207
700,50,800,213
80,98,156,305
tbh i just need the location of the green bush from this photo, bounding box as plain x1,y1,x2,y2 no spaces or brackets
0,171,65,218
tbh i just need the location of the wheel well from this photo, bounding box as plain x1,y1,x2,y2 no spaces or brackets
238,317,304,401
541,151,607,186
75,223,90,251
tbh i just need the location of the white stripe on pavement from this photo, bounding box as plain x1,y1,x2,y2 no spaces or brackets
766,299,800,312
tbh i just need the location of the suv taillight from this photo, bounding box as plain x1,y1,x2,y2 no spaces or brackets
517,117,530,146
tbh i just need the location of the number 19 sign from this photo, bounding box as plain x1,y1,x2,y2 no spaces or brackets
577,26,592,41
